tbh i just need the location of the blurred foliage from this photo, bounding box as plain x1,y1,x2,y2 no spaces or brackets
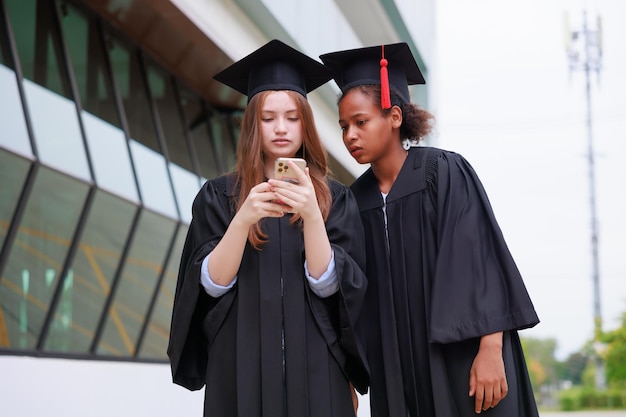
559,386,626,410
522,306,626,410
582,361,597,387
601,312,626,388
521,337,559,394
560,351,588,385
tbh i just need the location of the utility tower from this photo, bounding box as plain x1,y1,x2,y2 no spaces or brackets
565,9,605,390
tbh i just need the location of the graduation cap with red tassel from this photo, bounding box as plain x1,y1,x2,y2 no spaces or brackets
320,42,426,108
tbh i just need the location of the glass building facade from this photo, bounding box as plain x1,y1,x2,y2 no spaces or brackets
1,0,434,373
0,0,241,361
0,1,435,414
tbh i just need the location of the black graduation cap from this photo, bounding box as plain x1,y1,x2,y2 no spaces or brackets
320,42,425,108
213,39,333,100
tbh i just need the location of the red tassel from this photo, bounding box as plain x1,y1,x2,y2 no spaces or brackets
380,45,391,109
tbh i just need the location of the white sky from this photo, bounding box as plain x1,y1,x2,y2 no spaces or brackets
435,0,626,360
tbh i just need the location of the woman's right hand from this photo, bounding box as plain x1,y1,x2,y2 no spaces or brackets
235,181,286,226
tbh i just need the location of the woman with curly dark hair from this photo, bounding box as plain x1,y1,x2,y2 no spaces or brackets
321,42,540,417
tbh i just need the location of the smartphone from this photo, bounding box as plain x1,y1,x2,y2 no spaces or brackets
274,157,307,184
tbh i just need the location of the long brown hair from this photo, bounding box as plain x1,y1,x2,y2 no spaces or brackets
234,90,332,249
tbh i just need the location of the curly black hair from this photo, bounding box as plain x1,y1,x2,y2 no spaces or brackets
339,84,435,143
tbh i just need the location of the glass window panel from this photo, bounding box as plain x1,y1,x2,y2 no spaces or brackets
0,4,12,68
106,36,160,154
42,189,136,354
23,79,91,181
56,0,88,95
7,0,90,179
6,0,70,98
230,113,242,145
97,209,176,357
58,1,122,129
0,150,31,259
0,0,32,157
129,140,178,219
0,64,32,157
170,163,200,224
55,3,138,200
145,61,193,172
0,166,89,349
210,113,237,174
137,224,187,360
82,111,138,202
180,88,219,180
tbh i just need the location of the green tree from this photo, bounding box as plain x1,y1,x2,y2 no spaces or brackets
521,337,560,390
602,312,626,388
561,351,589,385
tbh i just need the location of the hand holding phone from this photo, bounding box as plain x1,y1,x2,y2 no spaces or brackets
274,157,307,184
272,157,307,212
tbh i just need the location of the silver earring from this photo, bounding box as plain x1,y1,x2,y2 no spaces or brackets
402,139,411,150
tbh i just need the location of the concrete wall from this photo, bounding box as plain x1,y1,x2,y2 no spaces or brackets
0,356,203,417
0,355,372,416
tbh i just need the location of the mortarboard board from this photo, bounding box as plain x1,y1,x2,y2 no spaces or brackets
320,42,425,108
213,39,333,100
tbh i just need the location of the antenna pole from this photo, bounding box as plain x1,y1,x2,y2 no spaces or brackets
566,9,605,391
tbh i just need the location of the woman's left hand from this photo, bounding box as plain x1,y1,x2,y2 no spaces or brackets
469,332,508,413
267,160,320,221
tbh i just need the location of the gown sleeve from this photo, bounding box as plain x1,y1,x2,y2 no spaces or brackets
167,177,236,390
427,151,539,344
307,180,370,394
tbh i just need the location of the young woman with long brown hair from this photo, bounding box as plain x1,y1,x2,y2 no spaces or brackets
168,40,368,417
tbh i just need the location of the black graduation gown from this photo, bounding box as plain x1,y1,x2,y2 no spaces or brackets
167,174,369,417
351,147,540,417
